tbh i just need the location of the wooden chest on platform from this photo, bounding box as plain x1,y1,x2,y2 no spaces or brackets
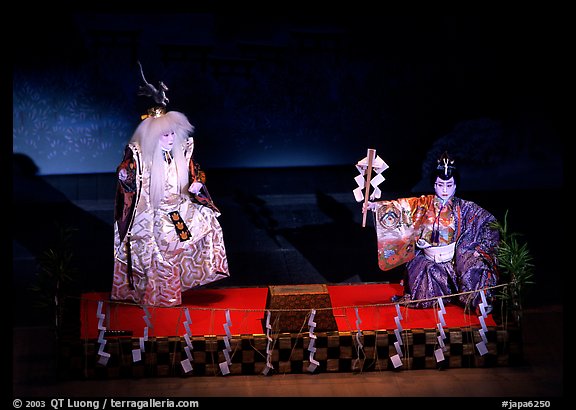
265,284,338,333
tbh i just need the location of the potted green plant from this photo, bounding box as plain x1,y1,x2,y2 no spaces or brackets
29,223,78,341
490,210,535,328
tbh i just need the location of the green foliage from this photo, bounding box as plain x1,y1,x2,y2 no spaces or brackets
490,210,535,326
29,224,78,333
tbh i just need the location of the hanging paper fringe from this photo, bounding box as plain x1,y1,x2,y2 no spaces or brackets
83,285,502,375
389,302,404,368
353,151,389,202
434,297,449,363
262,310,275,375
306,309,319,373
96,300,110,366
353,148,389,227
180,307,194,373
132,305,152,363
219,309,233,375
475,289,491,355
352,307,364,371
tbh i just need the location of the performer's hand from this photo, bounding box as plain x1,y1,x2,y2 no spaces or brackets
189,181,203,194
118,168,128,181
363,201,376,213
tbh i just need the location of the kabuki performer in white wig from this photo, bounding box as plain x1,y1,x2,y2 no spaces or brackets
111,64,229,307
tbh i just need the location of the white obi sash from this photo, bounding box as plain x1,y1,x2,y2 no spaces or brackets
416,239,455,263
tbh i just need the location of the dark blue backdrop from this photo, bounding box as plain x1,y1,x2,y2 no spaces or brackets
12,13,562,191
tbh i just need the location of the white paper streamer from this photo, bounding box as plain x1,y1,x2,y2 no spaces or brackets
96,300,104,318
437,335,445,348
395,303,403,321
132,348,142,362
476,318,489,356
394,328,403,345
220,309,233,374
479,290,492,318
219,361,231,375
142,306,153,328
308,352,319,371
97,339,107,353
307,309,319,373
353,154,389,202
181,358,193,373
476,341,488,356
142,315,153,329
141,304,153,355
224,336,232,352
434,348,445,362
183,331,194,372
436,307,447,356
184,333,193,350
351,307,364,371
394,316,403,332
308,337,316,353
96,301,109,365
478,315,488,332
391,306,405,360
437,297,446,314
183,321,192,337
223,348,231,364
97,355,110,366
96,301,106,330
354,307,364,363
478,303,487,318
394,341,403,358
478,328,488,344
183,345,192,361
263,310,274,375
390,354,403,368
183,307,193,337
437,309,446,327
437,323,446,340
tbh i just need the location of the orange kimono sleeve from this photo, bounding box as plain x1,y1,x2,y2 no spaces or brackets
374,195,432,271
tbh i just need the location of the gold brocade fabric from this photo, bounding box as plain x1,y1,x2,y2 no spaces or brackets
374,195,455,271
112,144,229,307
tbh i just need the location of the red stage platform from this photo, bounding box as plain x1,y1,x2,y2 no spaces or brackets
60,283,521,379
80,282,496,338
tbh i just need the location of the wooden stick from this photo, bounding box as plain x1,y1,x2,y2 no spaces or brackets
362,148,376,227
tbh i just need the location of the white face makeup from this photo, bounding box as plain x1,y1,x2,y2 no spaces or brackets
159,131,175,151
434,177,456,201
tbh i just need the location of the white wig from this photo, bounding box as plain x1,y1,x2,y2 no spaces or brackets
130,111,195,208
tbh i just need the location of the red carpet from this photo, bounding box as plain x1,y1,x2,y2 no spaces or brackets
329,283,494,331
80,283,496,339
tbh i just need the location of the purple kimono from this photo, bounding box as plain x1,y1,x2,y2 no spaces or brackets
373,195,499,310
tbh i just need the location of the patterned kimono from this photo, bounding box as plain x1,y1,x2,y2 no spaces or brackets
373,195,499,310
111,138,229,307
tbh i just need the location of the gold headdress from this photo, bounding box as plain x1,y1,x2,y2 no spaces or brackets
141,106,166,120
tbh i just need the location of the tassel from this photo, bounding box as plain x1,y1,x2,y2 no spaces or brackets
432,229,440,244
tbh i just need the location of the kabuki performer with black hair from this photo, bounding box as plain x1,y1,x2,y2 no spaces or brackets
364,152,499,313
111,65,229,307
